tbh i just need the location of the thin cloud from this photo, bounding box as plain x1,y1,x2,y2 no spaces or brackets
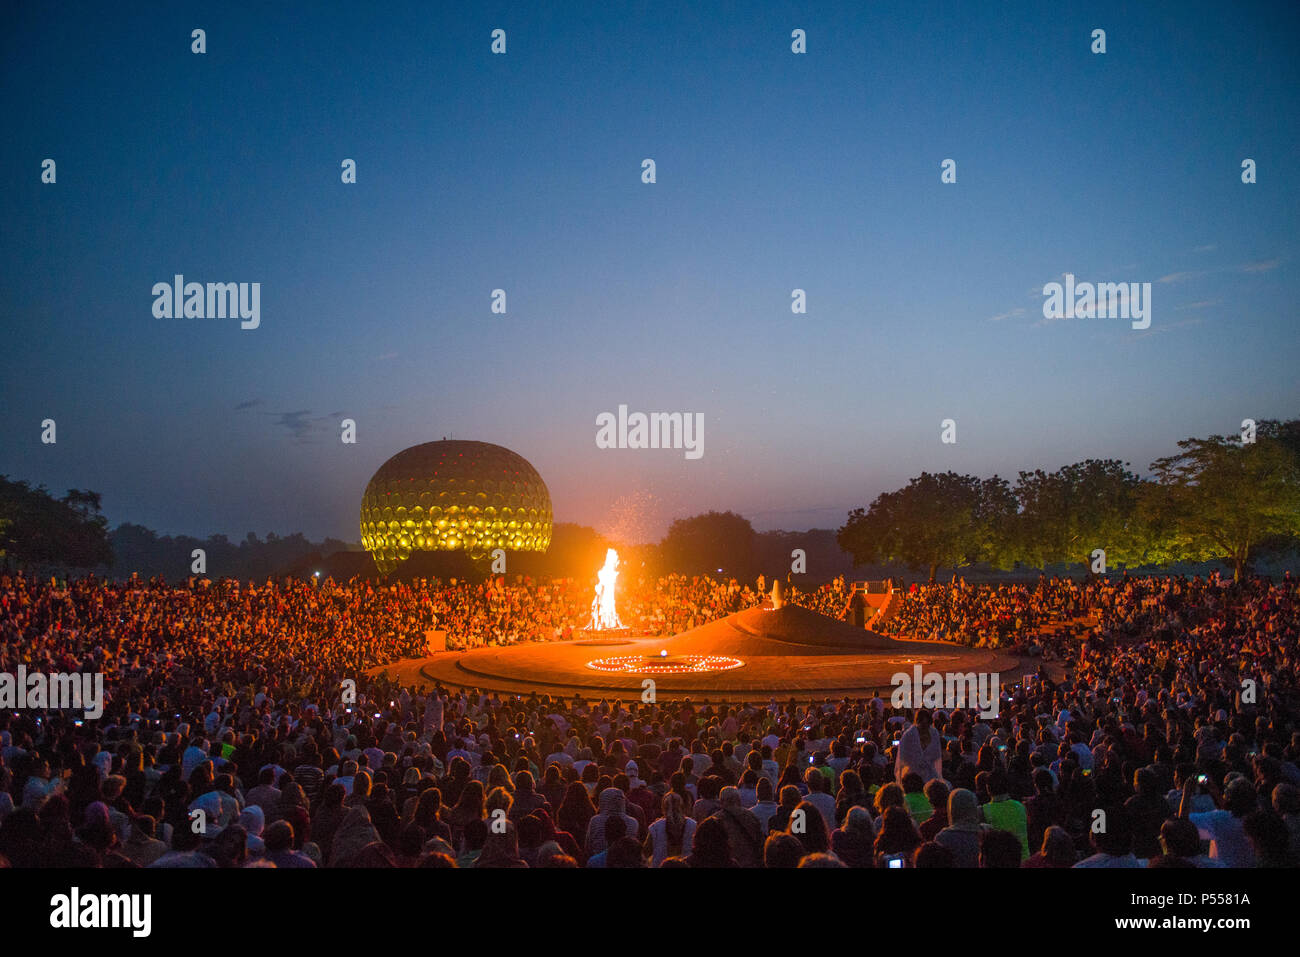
1025,273,1068,298
1192,244,1217,253
1241,258,1280,273
234,399,262,411
986,307,1025,322
1157,270,1203,284
269,410,317,441
1177,299,1221,311
1130,317,1205,341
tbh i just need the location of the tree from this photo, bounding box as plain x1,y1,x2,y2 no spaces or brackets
659,511,757,579
0,476,113,570
1146,420,1300,580
753,528,856,582
838,472,1015,581
1267,417,1300,462
1011,459,1143,571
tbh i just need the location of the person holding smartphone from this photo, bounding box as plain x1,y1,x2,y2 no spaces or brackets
1166,764,1214,815
1180,774,1258,867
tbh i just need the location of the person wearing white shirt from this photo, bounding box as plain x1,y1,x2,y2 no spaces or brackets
802,768,838,831
646,792,696,867
1069,739,1094,770
189,778,241,836
760,749,780,789
181,741,210,782
737,770,759,808
21,760,62,808
895,710,944,789
335,759,358,796
1184,777,1257,868
750,778,779,834
1074,851,1143,867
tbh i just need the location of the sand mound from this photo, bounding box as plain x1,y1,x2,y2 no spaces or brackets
655,604,907,658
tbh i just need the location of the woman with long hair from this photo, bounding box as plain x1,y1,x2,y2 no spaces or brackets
685,816,736,868
831,805,875,867
409,788,451,842
277,782,309,824
398,767,423,816
310,783,348,862
608,739,629,772
186,761,215,801
769,784,802,833
1062,767,1098,851
445,779,485,846
946,739,976,791
646,791,697,868
835,769,869,825
874,805,922,865
439,756,471,807
121,748,148,810
777,764,806,797
555,781,596,844
429,730,448,767
874,782,906,820
787,799,831,856
580,763,600,797
1025,825,1078,868
539,763,567,810
65,762,104,826
485,785,514,825
475,821,528,868
157,763,187,826
531,807,583,864
667,771,694,816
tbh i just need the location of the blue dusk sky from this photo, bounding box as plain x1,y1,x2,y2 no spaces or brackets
2,1,1297,543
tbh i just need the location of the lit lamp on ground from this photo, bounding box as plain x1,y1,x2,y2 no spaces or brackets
586,653,744,675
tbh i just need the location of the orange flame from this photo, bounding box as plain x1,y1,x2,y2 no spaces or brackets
590,548,623,630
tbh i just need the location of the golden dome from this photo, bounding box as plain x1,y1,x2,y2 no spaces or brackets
360,440,552,574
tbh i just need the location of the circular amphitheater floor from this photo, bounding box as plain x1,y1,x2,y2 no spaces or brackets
368,604,1026,702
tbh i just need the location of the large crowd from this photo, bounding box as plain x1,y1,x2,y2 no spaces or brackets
0,568,1297,868
407,572,768,649
881,576,1096,649
428,572,846,647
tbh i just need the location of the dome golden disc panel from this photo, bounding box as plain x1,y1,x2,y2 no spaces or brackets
360,440,552,574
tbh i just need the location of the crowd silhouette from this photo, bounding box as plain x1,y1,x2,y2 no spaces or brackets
1,568,1297,868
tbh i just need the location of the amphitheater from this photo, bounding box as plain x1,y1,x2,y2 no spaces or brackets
371,601,1024,702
